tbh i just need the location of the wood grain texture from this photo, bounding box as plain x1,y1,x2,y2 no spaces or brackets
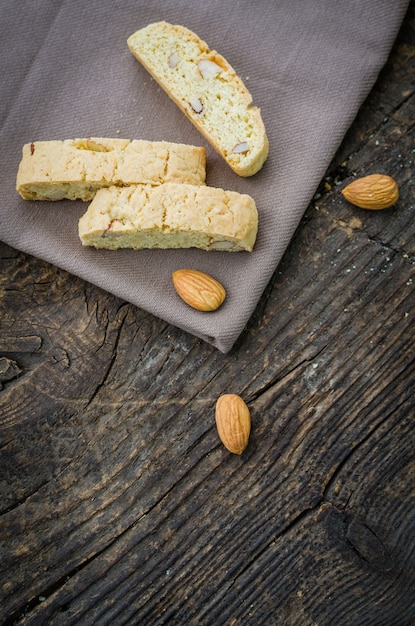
1,5,415,625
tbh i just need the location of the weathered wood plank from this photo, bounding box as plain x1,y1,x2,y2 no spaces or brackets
1,4,415,625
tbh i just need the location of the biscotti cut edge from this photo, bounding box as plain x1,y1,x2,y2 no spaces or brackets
78,183,258,252
127,22,269,177
16,137,206,201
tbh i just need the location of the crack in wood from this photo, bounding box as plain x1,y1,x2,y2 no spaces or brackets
248,345,328,403
84,309,128,409
367,234,415,262
346,517,395,572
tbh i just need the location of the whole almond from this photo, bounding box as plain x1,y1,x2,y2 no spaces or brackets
342,174,399,210
215,394,251,455
172,269,226,311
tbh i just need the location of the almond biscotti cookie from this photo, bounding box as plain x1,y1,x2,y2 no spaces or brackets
16,137,206,201
127,22,268,177
78,182,258,252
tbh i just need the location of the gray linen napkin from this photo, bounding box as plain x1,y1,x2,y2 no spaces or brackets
0,0,409,352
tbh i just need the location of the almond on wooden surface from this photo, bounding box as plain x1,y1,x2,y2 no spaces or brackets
215,393,251,454
341,174,399,210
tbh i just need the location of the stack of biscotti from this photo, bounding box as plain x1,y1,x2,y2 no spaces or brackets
16,136,258,252
16,137,206,201
127,21,269,177
16,21,265,253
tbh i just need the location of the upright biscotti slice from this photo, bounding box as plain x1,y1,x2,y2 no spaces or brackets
127,22,268,177
16,137,206,201
78,182,258,252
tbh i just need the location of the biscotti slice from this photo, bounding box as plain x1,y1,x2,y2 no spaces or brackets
78,182,258,252
127,22,268,177
16,137,206,201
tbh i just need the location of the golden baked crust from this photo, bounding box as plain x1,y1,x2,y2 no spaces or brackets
127,22,269,177
16,138,206,201
78,182,258,252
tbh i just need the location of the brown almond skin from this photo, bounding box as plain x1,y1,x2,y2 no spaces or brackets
172,269,226,311
342,174,399,210
215,394,251,455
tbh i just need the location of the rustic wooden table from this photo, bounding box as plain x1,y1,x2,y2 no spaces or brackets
1,5,415,625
